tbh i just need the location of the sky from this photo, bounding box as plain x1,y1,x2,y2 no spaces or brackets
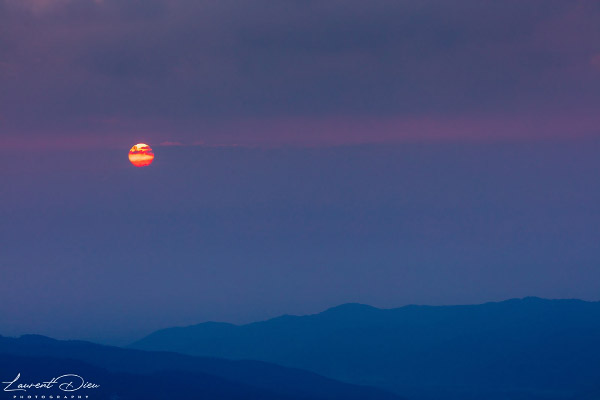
0,0,599,344
1,0,600,147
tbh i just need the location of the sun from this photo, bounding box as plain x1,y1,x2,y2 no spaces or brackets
129,143,155,167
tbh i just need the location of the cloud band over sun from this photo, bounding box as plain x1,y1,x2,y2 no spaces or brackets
128,143,154,167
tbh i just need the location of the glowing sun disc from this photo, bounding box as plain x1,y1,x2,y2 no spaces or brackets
129,143,155,167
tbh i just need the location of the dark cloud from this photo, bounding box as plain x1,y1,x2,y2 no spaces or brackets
1,0,599,145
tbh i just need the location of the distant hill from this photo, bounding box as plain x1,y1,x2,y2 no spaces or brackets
131,297,600,400
0,335,401,400
0,353,300,400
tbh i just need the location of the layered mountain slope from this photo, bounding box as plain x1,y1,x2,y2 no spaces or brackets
132,298,600,400
0,334,401,400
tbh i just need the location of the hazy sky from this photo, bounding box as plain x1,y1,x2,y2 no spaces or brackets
0,0,599,344
1,0,600,147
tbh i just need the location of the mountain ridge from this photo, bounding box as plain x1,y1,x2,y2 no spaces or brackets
0,334,402,400
131,297,597,344
130,297,600,400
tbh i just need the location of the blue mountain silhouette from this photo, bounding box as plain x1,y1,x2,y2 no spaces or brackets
0,334,401,400
131,297,600,400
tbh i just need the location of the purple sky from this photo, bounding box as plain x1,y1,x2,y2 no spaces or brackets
1,0,600,147
0,0,599,344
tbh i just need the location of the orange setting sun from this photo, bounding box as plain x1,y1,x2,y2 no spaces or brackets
129,143,155,167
